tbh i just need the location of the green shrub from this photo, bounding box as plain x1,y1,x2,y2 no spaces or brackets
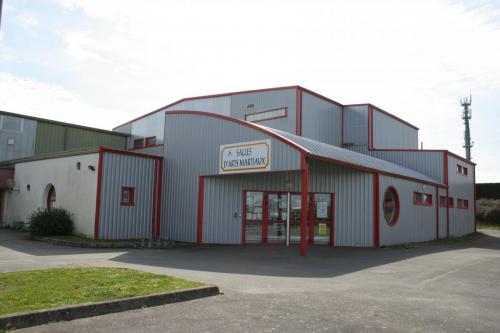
476,199,500,224
29,207,74,237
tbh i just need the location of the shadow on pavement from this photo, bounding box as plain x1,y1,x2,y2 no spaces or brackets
1,228,499,279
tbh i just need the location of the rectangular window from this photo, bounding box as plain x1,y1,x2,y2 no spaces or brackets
439,196,454,208
145,136,156,147
0,115,23,132
456,164,469,176
457,199,469,209
414,192,432,206
120,187,135,206
133,138,144,149
245,107,287,123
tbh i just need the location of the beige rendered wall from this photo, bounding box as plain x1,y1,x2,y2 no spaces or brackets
4,153,99,237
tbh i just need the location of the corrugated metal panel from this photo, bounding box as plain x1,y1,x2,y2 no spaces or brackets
34,121,65,155
343,105,368,147
372,110,418,149
131,145,163,156
348,146,445,184
230,89,297,135
35,121,127,155
447,154,475,236
166,96,231,116
130,111,165,144
0,117,36,161
162,113,301,242
301,92,342,147
65,127,127,150
99,152,156,239
438,187,447,239
203,172,302,244
268,127,440,184
308,160,373,247
379,175,436,245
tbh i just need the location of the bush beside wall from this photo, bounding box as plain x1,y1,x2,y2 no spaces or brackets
29,208,74,237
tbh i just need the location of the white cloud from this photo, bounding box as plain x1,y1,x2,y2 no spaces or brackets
0,73,124,130
3,0,500,181
16,12,39,29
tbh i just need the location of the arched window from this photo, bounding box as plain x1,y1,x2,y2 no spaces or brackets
383,186,399,227
47,185,56,210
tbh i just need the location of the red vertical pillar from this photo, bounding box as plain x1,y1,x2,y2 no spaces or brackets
300,153,309,256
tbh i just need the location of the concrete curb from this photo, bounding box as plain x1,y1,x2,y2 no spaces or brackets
0,285,219,330
34,237,194,249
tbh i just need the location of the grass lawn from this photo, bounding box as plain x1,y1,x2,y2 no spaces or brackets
0,267,204,316
477,221,500,230
385,232,485,249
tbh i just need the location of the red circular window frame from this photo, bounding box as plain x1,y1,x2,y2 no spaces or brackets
383,186,400,227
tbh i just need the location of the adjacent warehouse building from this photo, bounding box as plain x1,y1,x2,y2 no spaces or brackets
1,86,476,255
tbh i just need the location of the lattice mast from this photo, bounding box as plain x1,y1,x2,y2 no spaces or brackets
460,95,473,160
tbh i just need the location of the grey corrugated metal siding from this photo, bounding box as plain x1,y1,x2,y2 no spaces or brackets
308,160,373,247
162,113,301,242
0,116,36,161
231,89,297,135
447,154,475,237
372,109,418,149
166,96,232,116
343,105,368,147
301,92,342,147
99,152,156,239
348,146,445,183
438,187,447,239
379,175,437,245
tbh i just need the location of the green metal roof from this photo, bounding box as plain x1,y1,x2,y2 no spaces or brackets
0,147,100,167
0,110,129,137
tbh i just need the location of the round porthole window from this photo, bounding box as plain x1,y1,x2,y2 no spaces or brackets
383,186,399,227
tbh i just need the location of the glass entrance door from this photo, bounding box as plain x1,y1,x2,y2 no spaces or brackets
266,193,287,244
243,191,334,246
244,191,264,244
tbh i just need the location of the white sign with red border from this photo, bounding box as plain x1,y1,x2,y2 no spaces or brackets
219,139,271,174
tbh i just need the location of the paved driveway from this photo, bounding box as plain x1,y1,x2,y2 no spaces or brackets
1,230,500,332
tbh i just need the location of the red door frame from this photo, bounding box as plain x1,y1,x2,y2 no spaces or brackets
242,190,335,247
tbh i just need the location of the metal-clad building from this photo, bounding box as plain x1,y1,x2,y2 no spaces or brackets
0,110,128,162
2,85,476,256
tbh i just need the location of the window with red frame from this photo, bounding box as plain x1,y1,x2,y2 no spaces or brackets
383,187,400,227
120,187,135,206
456,164,468,176
145,136,156,147
439,196,454,208
133,138,144,149
457,199,469,209
414,192,432,206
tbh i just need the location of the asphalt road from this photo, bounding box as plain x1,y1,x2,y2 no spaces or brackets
1,230,499,332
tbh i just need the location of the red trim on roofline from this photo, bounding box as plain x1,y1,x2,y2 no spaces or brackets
113,85,301,130
166,110,447,188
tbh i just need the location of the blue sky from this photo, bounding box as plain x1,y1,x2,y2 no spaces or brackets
0,0,499,182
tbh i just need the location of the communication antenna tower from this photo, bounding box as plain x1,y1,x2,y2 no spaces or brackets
460,95,473,160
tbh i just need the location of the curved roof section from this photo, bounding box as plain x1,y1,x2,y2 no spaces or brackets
262,125,441,185
166,111,443,186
